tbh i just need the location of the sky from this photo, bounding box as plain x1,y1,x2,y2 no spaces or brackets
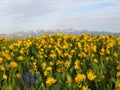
0,0,120,34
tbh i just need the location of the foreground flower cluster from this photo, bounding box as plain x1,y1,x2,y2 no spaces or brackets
0,33,120,90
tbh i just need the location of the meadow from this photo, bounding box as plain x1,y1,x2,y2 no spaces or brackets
0,33,120,90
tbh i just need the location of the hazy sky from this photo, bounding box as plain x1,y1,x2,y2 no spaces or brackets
0,0,120,34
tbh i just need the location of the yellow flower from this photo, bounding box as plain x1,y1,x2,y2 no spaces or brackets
114,52,118,57
56,60,63,65
68,55,72,59
64,61,71,68
87,70,96,81
0,57,3,63
74,59,81,65
0,66,5,71
16,73,21,79
93,58,98,63
49,61,54,66
92,45,97,52
106,49,110,54
44,70,49,76
46,66,52,71
50,53,56,58
74,60,81,69
19,49,24,55
75,65,80,70
66,78,72,84
46,77,57,86
18,56,24,61
63,44,68,49
116,64,120,71
75,73,86,83
9,61,18,69
64,52,69,57
3,74,7,80
101,48,105,52
91,53,95,57
98,75,105,82
56,68,63,73
82,86,90,90
106,56,110,61
116,83,120,90
116,71,120,77
42,62,46,67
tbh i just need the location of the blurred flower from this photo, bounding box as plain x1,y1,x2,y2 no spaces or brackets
44,70,49,76
64,61,71,68
46,77,57,86
87,70,96,81
82,86,90,90
9,61,18,69
18,56,24,61
66,78,72,84
0,65,5,71
3,74,7,80
46,66,52,71
116,72,120,77
16,73,21,79
20,72,35,86
114,52,118,57
75,73,86,83
93,58,98,63
0,57,3,63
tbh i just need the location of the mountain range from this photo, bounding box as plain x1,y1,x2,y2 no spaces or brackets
0,29,120,38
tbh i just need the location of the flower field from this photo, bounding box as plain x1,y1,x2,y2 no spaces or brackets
0,33,120,90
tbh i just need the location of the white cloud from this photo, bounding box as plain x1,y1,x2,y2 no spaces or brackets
0,0,120,33
54,5,120,32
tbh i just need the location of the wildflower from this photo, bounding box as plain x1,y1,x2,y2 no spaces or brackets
74,60,81,69
3,74,7,80
9,61,18,69
16,73,21,79
87,70,96,81
66,78,72,84
20,72,35,86
44,70,49,76
64,61,71,68
116,72,120,77
114,52,118,57
0,66,5,71
0,57,3,63
116,83,120,90
92,45,97,52
46,66,52,71
68,55,72,59
82,86,90,90
46,77,57,86
56,60,63,65
93,58,98,63
78,84,82,89
63,44,68,49
75,73,86,83
50,53,56,58
49,61,54,66
106,49,110,54
42,62,46,67
56,68,63,73
116,64,120,71
98,75,105,82
18,56,24,61
19,49,24,55
106,56,110,61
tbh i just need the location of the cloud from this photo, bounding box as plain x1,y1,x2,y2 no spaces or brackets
54,4,120,32
0,0,120,33
1,0,118,22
